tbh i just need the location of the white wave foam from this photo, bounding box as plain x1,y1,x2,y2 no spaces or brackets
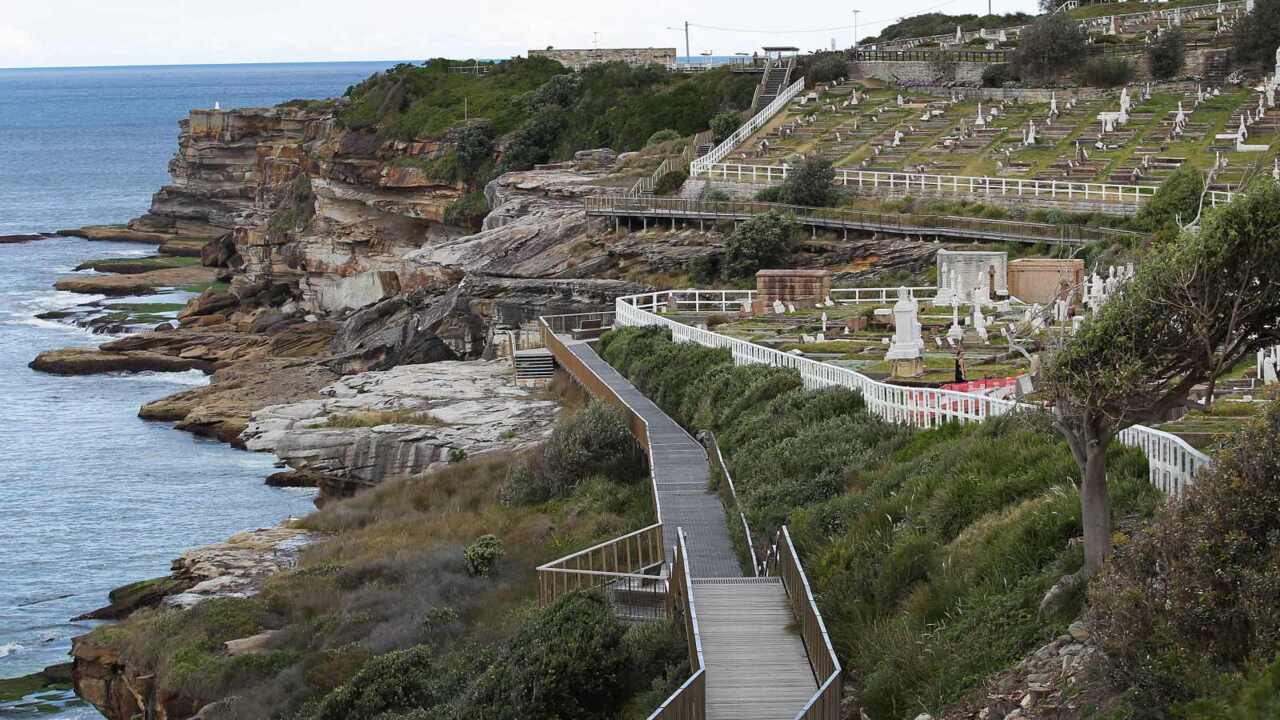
0,642,24,658
122,369,211,387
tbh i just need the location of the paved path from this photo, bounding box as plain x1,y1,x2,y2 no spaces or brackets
565,340,819,719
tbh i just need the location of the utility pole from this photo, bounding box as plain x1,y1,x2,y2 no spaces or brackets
852,10,860,48
685,21,691,62
593,31,599,50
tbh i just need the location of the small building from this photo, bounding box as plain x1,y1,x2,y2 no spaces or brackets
753,269,831,315
1007,258,1085,305
528,47,677,71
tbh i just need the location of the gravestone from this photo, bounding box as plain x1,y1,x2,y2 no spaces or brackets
886,287,925,378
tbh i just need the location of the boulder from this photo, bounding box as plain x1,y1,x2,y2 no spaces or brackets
179,289,239,320
314,270,401,313
28,348,211,375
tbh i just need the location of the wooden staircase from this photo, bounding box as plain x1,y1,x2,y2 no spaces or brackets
512,347,555,384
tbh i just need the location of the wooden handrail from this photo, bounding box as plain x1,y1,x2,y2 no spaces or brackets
763,526,842,720
647,528,706,720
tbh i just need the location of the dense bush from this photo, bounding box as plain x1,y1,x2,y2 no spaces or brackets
1147,27,1186,80
710,111,741,144
754,186,783,202
652,169,688,196
779,156,837,207
447,119,497,186
719,211,796,280
1090,402,1280,716
462,535,504,577
1181,655,1280,720
339,58,755,173
503,401,646,504
806,52,849,84
980,62,1017,87
646,128,681,146
443,191,489,229
1011,14,1088,81
1082,56,1134,87
1134,164,1205,239
1232,0,1280,68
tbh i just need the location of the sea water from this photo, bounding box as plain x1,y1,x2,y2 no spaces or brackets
0,61,400,717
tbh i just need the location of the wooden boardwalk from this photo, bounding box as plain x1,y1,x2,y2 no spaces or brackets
696,578,820,720
566,341,741,578
564,341,819,718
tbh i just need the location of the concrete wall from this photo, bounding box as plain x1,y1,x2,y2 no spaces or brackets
529,47,676,70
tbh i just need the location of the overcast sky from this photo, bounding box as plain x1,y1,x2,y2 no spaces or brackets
0,0,1040,69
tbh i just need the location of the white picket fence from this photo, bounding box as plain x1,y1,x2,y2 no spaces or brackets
694,164,1240,208
615,289,1210,496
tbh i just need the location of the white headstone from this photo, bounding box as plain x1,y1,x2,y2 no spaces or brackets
773,299,786,315
886,287,924,361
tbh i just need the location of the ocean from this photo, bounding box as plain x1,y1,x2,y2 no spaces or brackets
0,61,401,717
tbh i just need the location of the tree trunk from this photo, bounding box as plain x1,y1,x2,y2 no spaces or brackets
1080,443,1112,577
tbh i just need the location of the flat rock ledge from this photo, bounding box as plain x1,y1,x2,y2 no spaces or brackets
241,359,558,498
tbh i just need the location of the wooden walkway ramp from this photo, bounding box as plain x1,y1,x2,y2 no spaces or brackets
563,341,819,719
696,578,821,720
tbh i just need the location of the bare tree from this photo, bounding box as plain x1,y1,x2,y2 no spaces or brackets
1043,179,1280,578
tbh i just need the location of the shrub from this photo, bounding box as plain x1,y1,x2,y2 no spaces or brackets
754,186,784,202
1011,14,1087,81
688,255,718,285
503,401,645,504
719,211,796,280
700,187,730,201
1090,402,1280,715
779,156,837,207
710,111,741,144
447,119,496,185
462,535,504,577
443,191,489,229
646,129,680,146
1082,56,1134,88
652,169,688,196
1180,655,1280,720
1134,164,1205,237
1148,27,1186,80
807,52,849,84
307,645,450,720
981,63,1017,87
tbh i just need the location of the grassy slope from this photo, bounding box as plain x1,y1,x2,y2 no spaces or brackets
76,389,676,719
599,326,1160,719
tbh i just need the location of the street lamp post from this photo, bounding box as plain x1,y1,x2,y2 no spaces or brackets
852,10,860,49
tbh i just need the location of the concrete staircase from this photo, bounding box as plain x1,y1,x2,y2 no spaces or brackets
753,58,794,112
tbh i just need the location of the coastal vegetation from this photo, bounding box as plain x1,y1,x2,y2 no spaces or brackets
73,396,681,719
598,326,1160,717
339,57,756,175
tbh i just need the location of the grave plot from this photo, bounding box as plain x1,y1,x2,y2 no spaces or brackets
720,80,1274,186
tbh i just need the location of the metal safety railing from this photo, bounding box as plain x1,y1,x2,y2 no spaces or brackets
691,77,806,175
586,194,1145,246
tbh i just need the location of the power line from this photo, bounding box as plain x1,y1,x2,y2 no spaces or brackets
686,0,970,35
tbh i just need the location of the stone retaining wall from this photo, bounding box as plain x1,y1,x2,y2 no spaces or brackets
529,47,676,70
849,60,988,85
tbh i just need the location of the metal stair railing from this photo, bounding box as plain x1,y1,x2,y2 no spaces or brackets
691,76,806,177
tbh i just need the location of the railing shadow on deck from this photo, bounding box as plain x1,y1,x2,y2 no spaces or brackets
762,526,842,720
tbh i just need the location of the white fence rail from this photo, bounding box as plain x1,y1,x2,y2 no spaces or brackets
691,77,806,175
615,290,1210,495
695,164,1239,208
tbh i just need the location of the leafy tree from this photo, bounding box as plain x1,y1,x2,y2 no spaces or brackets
1083,57,1134,88
1091,403,1280,714
1148,27,1186,80
720,212,796,280
462,535,505,577
1043,179,1280,578
1012,14,1088,81
779,157,838,207
806,52,849,84
1232,0,1280,68
710,111,742,144
981,63,1018,87
447,119,496,186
